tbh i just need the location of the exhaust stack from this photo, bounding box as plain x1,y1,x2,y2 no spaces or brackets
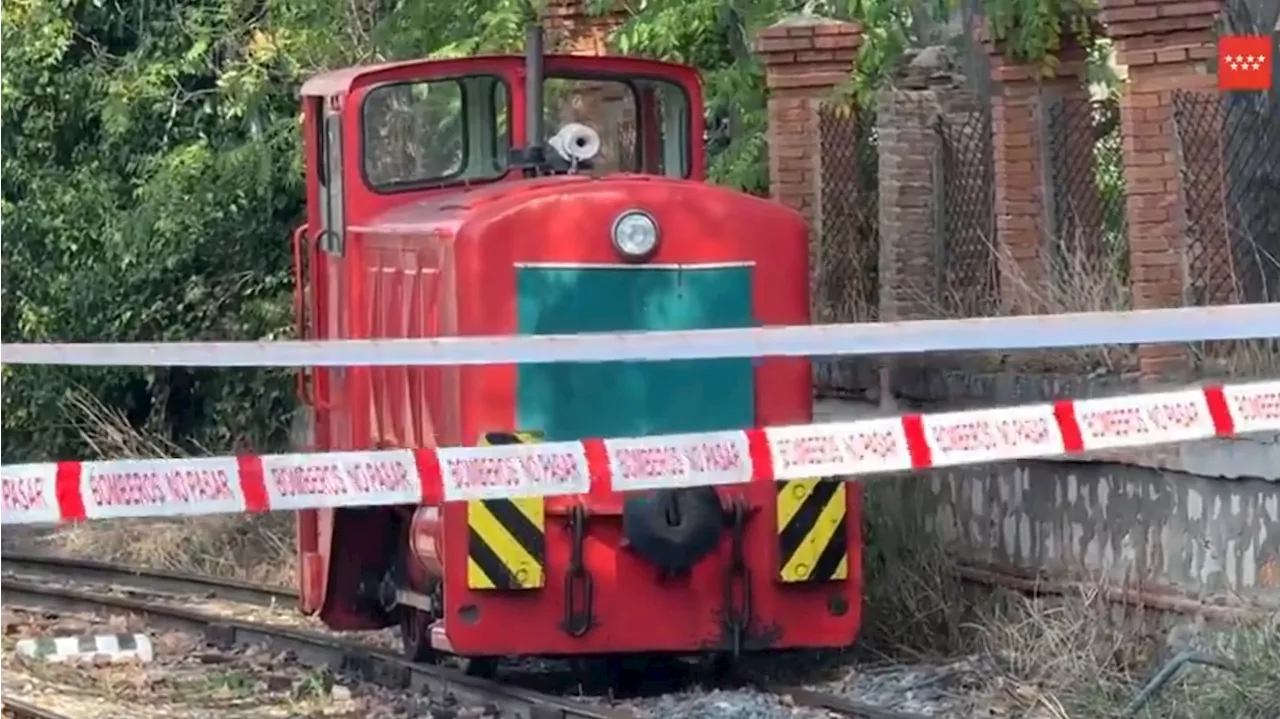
524,24,545,158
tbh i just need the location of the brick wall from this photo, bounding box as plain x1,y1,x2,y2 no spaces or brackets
755,17,869,397
1098,0,1224,381
982,31,1092,312
877,89,943,323
542,0,632,167
762,7,1262,395
754,17,863,226
543,0,627,55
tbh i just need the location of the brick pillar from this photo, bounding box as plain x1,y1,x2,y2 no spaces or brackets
983,32,1090,312
1098,1,1223,381
875,70,987,406
877,89,945,323
754,17,863,227
543,0,627,55
542,0,632,169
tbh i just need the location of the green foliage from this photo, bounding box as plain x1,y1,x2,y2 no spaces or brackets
0,0,942,462
983,0,1097,74
821,0,922,107
607,0,947,193
608,0,769,193
0,0,541,463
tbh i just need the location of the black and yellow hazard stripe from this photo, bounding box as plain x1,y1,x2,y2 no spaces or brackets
466,430,547,591
776,479,849,583
480,430,545,445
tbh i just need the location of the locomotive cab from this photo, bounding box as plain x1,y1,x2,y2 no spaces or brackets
292,28,863,666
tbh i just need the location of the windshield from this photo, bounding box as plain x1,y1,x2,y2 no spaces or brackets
541,76,689,176
362,75,510,190
360,72,690,192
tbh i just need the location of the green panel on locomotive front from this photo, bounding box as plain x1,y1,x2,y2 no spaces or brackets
515,266,755,440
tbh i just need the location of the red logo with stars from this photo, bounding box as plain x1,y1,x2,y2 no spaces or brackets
1218,35,1272,92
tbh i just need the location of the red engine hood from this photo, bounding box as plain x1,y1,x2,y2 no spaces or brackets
353,175,600,234
352,174,805,253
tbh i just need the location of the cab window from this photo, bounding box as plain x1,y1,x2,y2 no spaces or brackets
641,78,690,178
542,76,690,178
362,76,510,190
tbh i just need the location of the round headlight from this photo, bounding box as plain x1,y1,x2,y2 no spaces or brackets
611,210,659,260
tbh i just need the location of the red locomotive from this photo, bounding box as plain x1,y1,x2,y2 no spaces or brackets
291,27,863,670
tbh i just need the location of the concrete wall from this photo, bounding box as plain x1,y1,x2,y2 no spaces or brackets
816,397,1280,608
913,460,1280,607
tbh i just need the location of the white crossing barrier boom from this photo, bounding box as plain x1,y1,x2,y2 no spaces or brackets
2,304,1277,368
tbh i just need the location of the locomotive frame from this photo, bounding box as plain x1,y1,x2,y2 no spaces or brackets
290,25,864,667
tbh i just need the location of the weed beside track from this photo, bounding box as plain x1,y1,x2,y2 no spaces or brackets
0,564,636,719
9,397,1278,718
1,555,990,719
2,695,78,719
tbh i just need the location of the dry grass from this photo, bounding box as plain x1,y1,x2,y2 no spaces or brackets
976,230,1136,373
822,221,1280,379
18,388,296,587
44,514,294,587
990,233,1132,317
987,230,1274,376
1163,619,1280,719
858,479,1280,719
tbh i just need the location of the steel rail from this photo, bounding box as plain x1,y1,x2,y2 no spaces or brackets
2,303,1277,368
754,682,954,719
0,697,75,719
0,552,294,608
0,557,952,719
0,577,637,719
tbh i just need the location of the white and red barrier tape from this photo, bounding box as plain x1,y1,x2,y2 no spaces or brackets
3,381,1278,525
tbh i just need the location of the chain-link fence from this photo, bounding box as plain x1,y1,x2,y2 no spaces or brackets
813,102,879,395
814,103,880,324
1172,89,1280,305
937,106,998,316
1045,95,1130,291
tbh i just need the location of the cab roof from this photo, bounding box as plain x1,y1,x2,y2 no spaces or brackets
299,54,701,97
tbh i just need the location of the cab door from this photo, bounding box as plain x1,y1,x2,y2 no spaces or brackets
295,93,348,615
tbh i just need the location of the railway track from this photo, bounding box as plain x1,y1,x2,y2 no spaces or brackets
0,553,943,719
1,696,75,719
1,552,294,607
